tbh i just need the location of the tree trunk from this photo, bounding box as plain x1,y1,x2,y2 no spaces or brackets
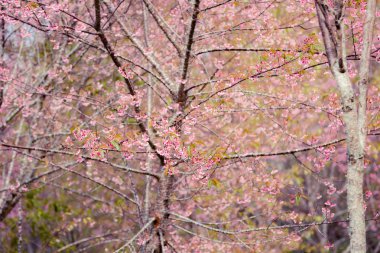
333,68,366,253
314,0,377,251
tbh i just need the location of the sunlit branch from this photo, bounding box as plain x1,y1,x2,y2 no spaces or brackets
141,0,183,57
114,218,156,253
170,212,380,234
0,142,161,179
57,229,129,252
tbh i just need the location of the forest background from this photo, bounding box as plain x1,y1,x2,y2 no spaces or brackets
0,0,379,252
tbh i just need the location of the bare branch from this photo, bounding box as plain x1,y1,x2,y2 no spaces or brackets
140,0,183,57
178,0,201,106
0,142,161,179
114,218,156,253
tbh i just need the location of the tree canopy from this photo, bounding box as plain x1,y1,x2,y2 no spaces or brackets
0,0,379,252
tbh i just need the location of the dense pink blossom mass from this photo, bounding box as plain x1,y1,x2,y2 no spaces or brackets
0,0,379,252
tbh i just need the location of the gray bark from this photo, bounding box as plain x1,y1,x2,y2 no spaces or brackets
315,1,376,252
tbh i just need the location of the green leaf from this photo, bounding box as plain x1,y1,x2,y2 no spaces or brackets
208,178,222,189
115,198,125,207
135,80,145,86
126,118,137,124
295,192,301,206
187,145,194,157
111,140,121,151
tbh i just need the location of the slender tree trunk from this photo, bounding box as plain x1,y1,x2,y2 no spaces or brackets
314,1,376,251
333,68,366,253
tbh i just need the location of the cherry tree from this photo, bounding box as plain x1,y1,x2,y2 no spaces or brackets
0,0,379,252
